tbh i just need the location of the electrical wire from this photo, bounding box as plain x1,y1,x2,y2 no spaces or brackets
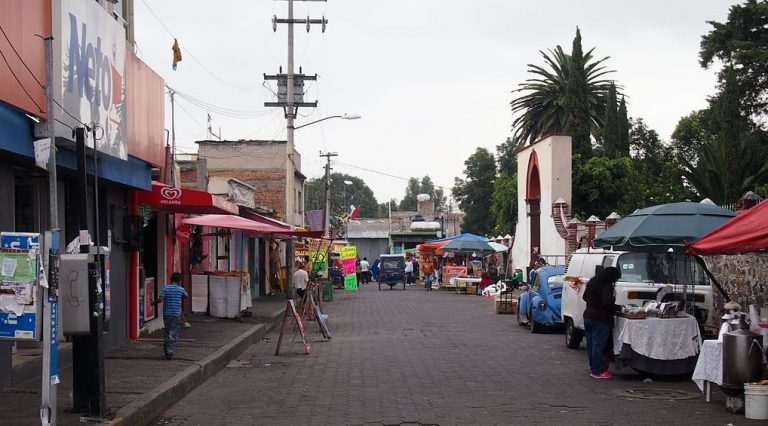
0,48,44,113
334,161,454,191
0,25,45,88
169,87,272,119
140,0,256,91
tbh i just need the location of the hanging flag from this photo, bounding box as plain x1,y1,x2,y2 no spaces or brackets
349,204,360,220
172,39,182,70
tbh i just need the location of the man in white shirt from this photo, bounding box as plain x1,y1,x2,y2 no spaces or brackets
360,257,371,284
293,262,309,299
404,257,414,286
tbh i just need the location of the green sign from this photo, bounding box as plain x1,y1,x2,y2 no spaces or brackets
343,274,357,291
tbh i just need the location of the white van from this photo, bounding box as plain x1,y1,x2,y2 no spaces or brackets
561,248,716,349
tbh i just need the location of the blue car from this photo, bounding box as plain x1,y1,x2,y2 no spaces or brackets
517,265,566,333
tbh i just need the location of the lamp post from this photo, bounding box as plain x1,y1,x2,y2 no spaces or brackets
295,113,361,131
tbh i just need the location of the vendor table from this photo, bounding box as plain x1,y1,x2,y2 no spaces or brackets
612,314,702,376
691,340,722,402
449,277,481,294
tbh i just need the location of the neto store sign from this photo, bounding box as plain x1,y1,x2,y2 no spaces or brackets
54,0,127,160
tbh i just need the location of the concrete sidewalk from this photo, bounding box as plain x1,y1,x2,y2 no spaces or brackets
1,295,288,426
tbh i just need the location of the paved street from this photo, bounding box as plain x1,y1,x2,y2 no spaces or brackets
158,284,759,426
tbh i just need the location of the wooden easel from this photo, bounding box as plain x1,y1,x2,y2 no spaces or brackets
274,299,311,355
299,281,331,340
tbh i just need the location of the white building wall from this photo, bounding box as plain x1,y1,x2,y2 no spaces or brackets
509,135,572,270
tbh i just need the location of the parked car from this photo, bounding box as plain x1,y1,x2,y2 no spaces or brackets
517,265,566,333
378,254,406,290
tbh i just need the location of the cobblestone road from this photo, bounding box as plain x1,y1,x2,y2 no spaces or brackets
159,284,761,426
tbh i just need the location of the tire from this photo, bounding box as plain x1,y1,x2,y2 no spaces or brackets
516,304,527,326
529,309,542,333
565,317,583,349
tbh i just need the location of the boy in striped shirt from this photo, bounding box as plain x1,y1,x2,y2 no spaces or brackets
157,273,189,360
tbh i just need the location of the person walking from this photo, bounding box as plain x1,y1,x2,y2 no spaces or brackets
360,257,371,284
294,261,309,300
404,256,414,286
157,273,189,360
422,259,435,291
582,266,622,379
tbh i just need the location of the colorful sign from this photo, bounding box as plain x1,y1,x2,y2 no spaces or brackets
441,266,467,284
54,0,127,159
308,238,331,272
144,277,155,321
344,274,358,291
176,224,191,244
339,246,357,260
342,259,356,275
0,233,40,341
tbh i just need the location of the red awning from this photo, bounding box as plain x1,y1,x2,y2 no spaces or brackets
136,182,239,215
687,201,768,255
182,214,323,238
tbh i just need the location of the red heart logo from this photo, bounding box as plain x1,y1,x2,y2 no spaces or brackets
160,187,182,200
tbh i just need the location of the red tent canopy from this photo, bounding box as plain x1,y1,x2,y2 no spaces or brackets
182,215,323,238
136,182,239,215
687,201,768,255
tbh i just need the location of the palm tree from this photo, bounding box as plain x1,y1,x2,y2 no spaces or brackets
510,45,617,148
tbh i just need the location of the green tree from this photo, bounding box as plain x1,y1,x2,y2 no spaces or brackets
496,137,518,176
680,69,768,204
572,155,632,218
601,81,620,157
453,148,497,235
509,33,617,149
377,198,399,217
304,173,379,220
700,0,768,118
564,28,594,158
398,176,445,212
671,109,713,166
491,173,517,235
398,178,421,211
617,96,630,157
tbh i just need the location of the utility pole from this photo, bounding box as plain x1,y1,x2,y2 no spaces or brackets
41,35,60,426
266,0,327,227
169,89,176,186
320,152,337,238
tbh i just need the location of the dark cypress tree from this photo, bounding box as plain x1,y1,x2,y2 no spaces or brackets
564,27,593,158
618,96,630,157
602,82,619,157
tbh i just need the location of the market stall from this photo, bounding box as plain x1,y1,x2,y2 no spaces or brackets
612,314,702,375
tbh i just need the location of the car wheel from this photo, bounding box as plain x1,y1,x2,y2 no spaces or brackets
529,309,542,333
516,304,527,326
565,317,583,349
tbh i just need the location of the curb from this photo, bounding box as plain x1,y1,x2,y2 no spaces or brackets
109,311,283,426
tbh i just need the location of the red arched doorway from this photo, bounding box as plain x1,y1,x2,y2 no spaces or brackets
526,151,541,266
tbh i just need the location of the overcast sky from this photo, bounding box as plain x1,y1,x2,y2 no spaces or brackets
134,0,736,204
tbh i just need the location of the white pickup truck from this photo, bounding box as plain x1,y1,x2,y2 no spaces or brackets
560,248,716,349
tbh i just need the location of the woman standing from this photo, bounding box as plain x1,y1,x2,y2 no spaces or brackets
582,266,622,379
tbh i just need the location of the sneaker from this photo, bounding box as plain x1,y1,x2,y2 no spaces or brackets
590,371,612,379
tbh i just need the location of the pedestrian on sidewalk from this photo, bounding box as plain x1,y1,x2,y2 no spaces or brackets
422,259,435,291
158,272,189,360
294,261,309,300
404,256,414,286
360,257,371,284
582,266,622,379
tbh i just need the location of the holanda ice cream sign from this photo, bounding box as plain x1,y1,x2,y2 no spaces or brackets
54,0,127,160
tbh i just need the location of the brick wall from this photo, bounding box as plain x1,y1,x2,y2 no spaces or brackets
208,169,285,213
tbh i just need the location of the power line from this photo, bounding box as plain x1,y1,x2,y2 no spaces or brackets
0,25,44,88
0,48,44,113
140,0,256,91
334,161,454,190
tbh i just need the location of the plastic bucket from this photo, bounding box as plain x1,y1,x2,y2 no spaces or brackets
744,383,768,420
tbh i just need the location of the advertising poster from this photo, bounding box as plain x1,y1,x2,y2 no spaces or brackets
308,238,331,273
340,245,357,292
0,233,40,341
144,277,155,321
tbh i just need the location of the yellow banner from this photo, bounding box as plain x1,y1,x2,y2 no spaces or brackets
339,245,357,260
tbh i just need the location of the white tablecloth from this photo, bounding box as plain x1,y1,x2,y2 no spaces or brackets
449,277,482,285
613,315,702,360
692,340,722,392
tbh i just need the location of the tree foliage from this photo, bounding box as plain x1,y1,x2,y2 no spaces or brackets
398,176,446,212
491,173,517,235
304,173,379,220
700,0,768,118
572,154,632,219
509,30,617,150
564,28,595,158
453,148,497,235
601,82,620,157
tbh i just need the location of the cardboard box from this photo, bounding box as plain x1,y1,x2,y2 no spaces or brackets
466,285,477,295
494,299,517,314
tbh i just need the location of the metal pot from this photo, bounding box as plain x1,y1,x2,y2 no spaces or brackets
723,329,764,387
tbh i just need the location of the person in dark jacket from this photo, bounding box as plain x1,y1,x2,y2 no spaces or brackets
582,266,622,379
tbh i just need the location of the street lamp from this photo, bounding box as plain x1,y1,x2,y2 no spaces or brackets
294,113,361,130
